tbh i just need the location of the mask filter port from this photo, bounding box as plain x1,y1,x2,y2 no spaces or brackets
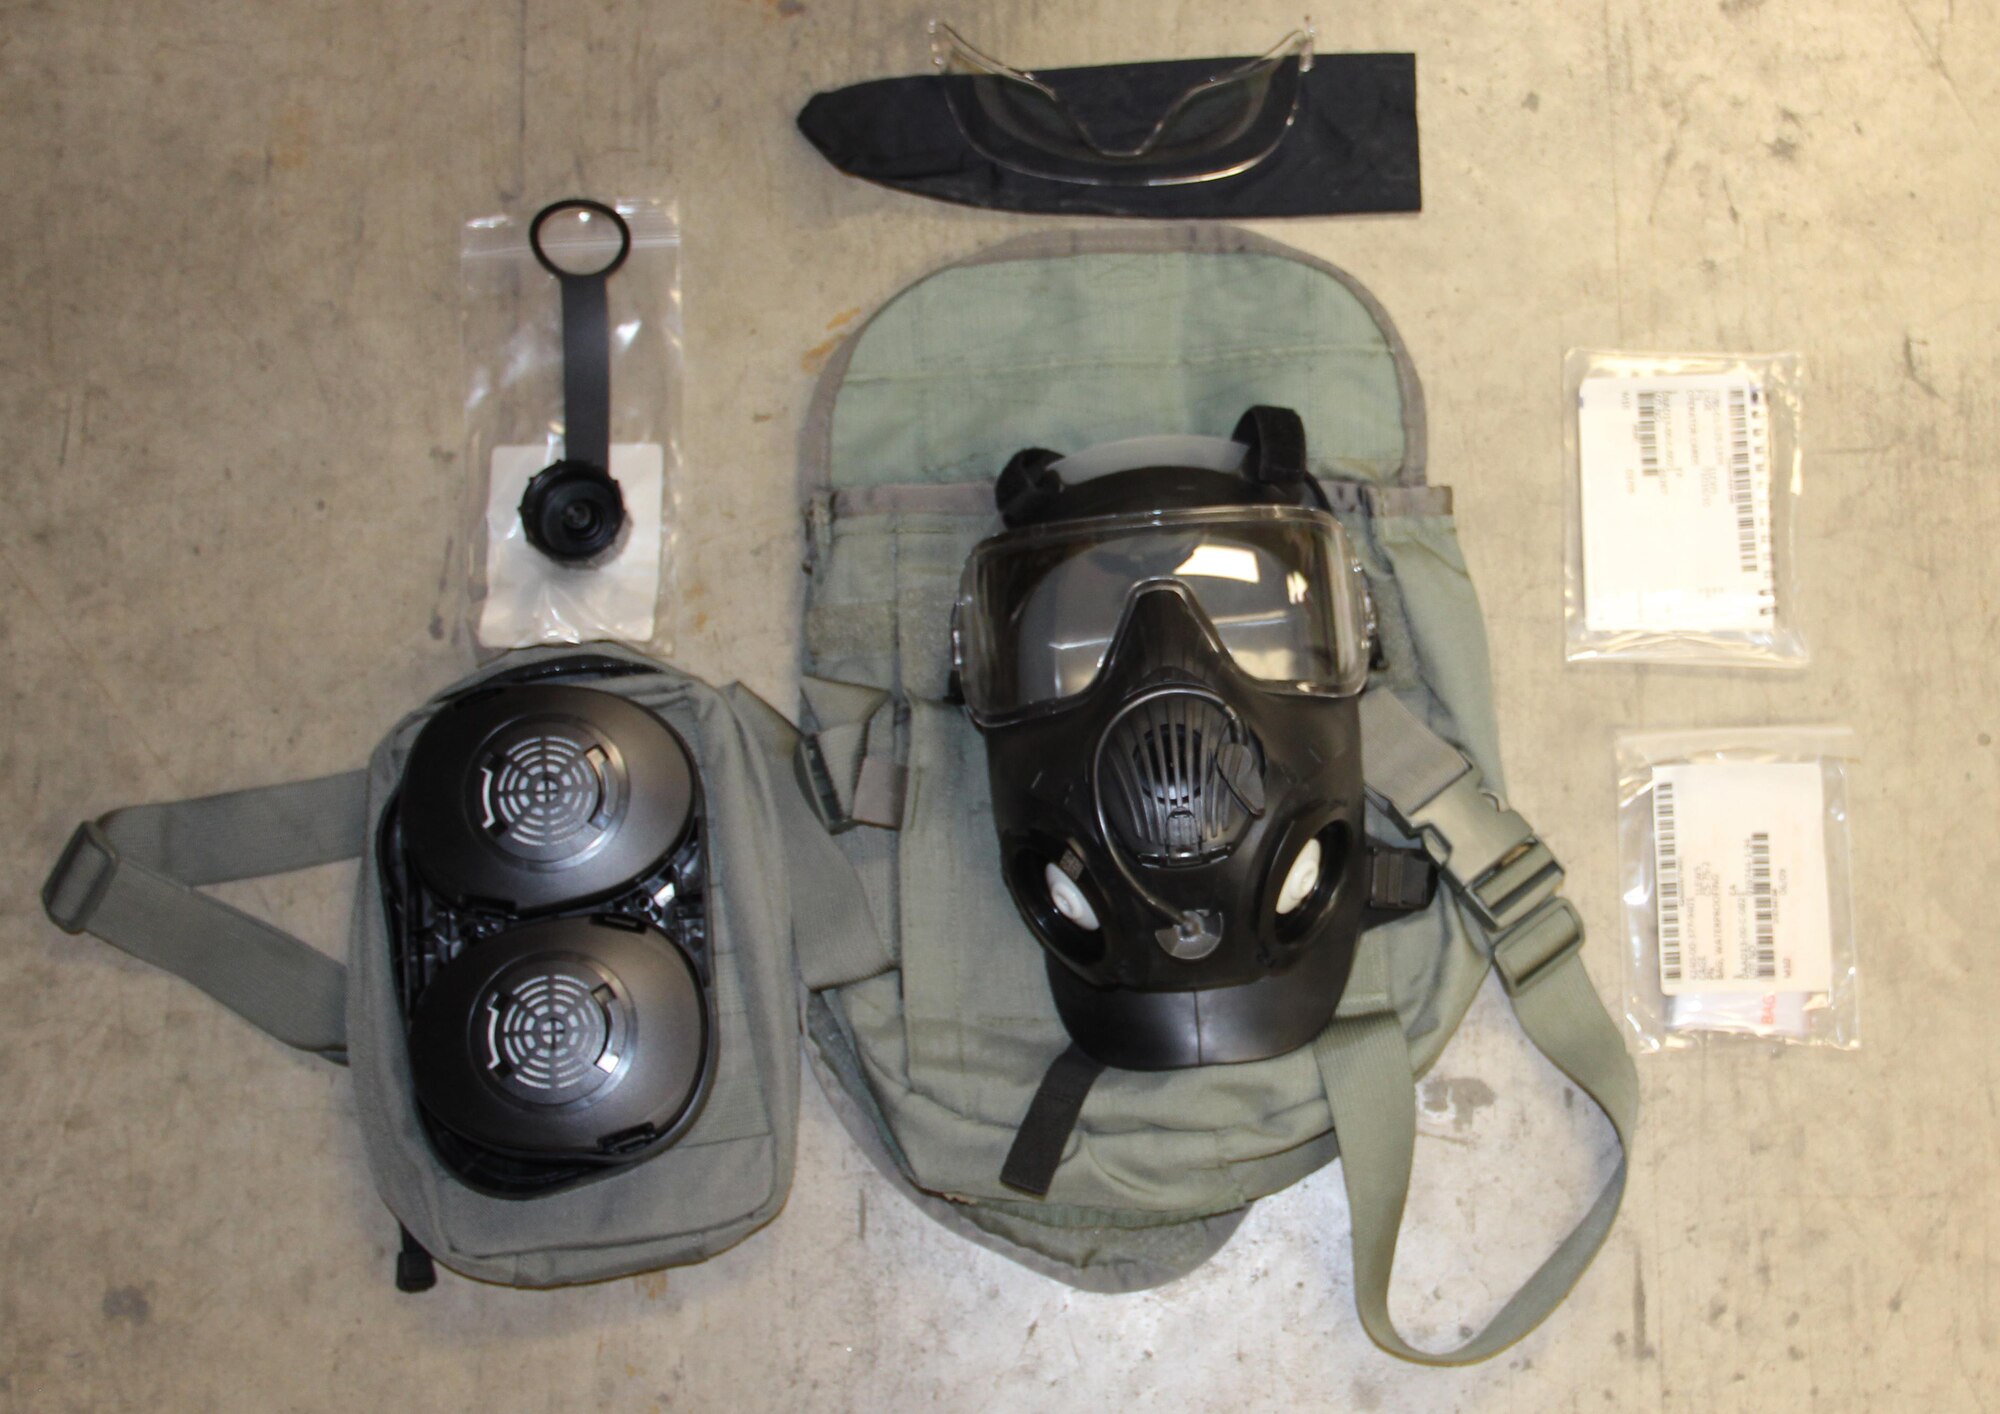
1009,843,1108,967
1272,821,1350,941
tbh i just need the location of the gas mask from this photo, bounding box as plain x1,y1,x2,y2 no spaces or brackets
954,409,1400,1070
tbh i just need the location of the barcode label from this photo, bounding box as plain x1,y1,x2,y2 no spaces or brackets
1638,391,1663,477
1578,373,1778,634
1727,387,1759,571
1649,763,1833,996
1655,780,1683,984
1747,832,1775,978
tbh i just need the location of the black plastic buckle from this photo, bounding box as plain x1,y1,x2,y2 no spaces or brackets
1366,844,1438,915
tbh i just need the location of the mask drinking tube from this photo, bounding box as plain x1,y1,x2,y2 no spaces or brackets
519,198,632,564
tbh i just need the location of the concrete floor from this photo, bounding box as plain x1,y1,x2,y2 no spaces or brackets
2,1,1994,1409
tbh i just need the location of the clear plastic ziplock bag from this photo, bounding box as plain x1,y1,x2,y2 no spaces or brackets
1565,350,1806,668
1617,726,1860,1052
451,198,682,658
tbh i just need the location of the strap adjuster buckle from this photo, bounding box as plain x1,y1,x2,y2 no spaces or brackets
1365,845,1439,914
1492,898,1585,996
43,822,119,934
1404,771,1565,932
1466,838,1566,935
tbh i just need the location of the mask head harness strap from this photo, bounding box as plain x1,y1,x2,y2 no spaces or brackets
995,404,1321,527
1233,403,1334,512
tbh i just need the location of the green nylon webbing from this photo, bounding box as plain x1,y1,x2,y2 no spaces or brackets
1315,948,1637,1365
42,772,367,1061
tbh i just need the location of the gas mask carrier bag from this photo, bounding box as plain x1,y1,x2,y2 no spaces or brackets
789,226,1638,1365
42,646,849,1289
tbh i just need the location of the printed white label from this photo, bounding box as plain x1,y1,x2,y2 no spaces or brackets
1578,373,1775,632
1651,762,1832,996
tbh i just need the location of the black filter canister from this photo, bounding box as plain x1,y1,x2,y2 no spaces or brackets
398,684,695,914
405,915,708,1158
392,681,713,1166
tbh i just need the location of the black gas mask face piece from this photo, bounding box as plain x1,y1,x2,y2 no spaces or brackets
378,667,714,1194
981,583,1366,1069
955,411,1383,1071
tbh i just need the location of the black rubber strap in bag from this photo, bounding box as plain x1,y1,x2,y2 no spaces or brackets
518,198,631,563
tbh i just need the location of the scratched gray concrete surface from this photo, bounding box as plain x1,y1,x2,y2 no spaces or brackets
2,1,1995,1410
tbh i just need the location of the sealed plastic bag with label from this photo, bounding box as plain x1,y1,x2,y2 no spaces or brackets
1565,350,1806,668
450,198,682,657
1617,726,1860,1051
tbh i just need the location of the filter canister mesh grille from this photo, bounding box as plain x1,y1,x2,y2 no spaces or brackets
477,730,614,861
481,965,619,1105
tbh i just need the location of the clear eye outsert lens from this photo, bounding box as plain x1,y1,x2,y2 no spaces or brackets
957,504,1370,723
930,23,1314,188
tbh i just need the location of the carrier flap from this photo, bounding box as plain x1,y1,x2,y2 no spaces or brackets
806,225,1425,498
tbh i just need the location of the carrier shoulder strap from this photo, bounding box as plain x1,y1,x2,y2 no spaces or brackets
41,772,367,1062
1315,690,1638,1365
723,683,894,991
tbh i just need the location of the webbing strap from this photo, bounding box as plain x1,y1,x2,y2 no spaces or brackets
41,772,367,1061
1000,1044,1106,1198
798,676,905,831
1315,944,1636,1364
1321,686,1638,1363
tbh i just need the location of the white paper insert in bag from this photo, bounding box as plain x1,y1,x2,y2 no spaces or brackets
1651,761,1832,997
478,443,664,649
1579,373,1775,633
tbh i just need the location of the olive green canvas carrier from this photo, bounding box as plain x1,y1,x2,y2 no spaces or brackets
785,227,1638,1364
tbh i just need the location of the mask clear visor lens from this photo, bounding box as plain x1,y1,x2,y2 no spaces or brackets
929,23,1313,187
957,506,1369,722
